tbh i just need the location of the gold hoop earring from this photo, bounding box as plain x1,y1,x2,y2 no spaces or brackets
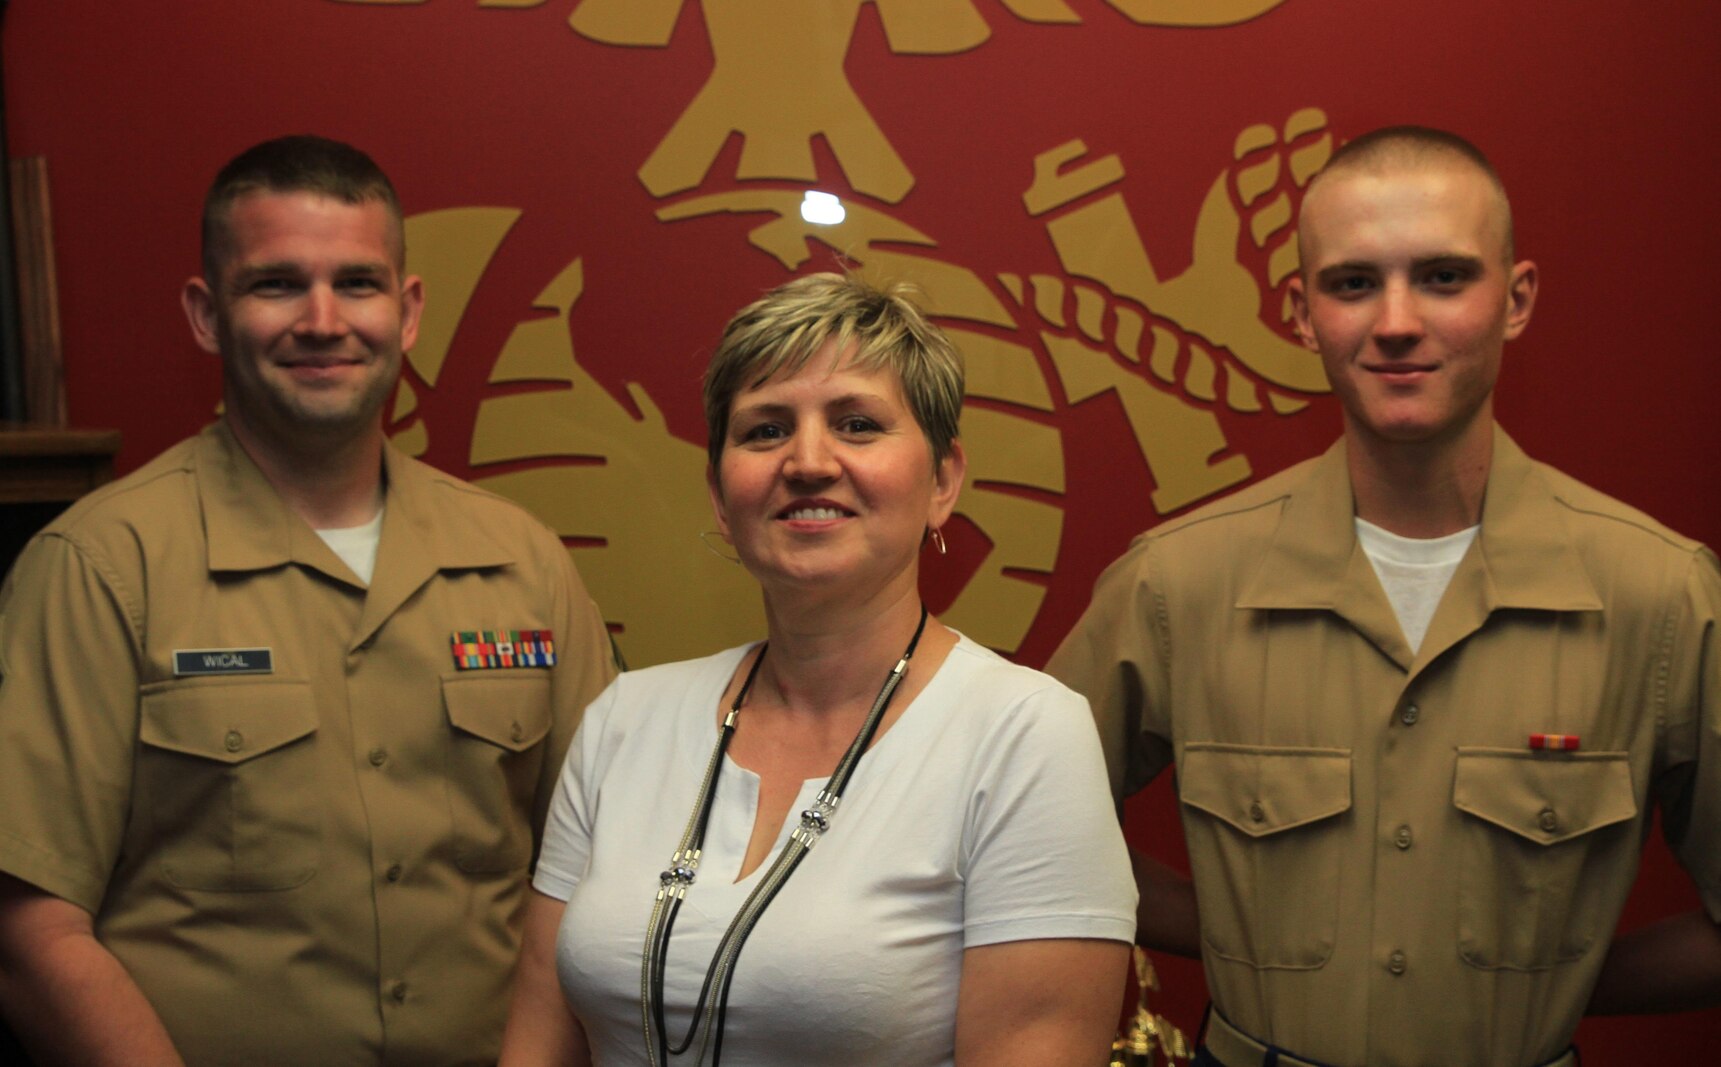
699,531,741,565
928,527,947,556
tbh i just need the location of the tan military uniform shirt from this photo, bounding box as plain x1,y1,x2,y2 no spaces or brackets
0,421,616,1066
1048,429,1721,1067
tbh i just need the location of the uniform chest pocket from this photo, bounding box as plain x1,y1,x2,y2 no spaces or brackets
137,681,320,891
1178,744,1352,970
443,673,553,873
1452,749,1637,971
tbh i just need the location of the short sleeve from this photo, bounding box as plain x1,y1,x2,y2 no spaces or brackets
1659,547,1721,921
532,676,622,901
959,681,1137,948
1045,538,1175,799
534,530,618,847
0,533,142,911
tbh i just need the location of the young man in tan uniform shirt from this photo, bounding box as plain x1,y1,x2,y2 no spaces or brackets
0,136,616,1065
1048,127,1721,1066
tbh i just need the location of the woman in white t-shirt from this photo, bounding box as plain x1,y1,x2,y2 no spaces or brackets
500,273,1136,1067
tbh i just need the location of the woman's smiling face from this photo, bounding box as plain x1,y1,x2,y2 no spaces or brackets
709,340,963,603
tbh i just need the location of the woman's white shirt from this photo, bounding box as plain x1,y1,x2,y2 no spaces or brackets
532,633,1137,1067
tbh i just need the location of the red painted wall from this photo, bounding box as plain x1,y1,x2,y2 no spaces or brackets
7,0,1717,1058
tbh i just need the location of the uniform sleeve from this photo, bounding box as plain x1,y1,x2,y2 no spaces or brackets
532,536,618,851
532,676,621,901
1044,538,1175,800
959,681,1137,949
0,533,141,912
1658,546,1721,921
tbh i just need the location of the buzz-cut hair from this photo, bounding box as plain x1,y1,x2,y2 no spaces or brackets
1308,125,1515,263
703,272,965,470
200,134,404,281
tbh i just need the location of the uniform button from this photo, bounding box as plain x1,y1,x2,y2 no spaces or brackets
509,721,524,743
1393,825,1413,850
224,730,244,753
1248,802,1266,823
1388,950,1407,975
1538,808,1559,833
391,981,408,1002
386,863,403,883
368,748,388,768
1400,703,1420,726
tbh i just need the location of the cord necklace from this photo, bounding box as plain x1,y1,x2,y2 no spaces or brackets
640,603,931,1066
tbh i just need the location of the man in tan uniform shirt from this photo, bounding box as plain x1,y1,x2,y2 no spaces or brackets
1049,127,1721,1066
0,136,616,1065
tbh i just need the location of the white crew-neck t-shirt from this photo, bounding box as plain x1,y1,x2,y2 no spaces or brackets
533,634,1136,1067
1355,517,1478,655
314,506,384,585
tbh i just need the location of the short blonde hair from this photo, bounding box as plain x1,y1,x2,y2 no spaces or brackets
1305,125,1515,265
703,273,964,468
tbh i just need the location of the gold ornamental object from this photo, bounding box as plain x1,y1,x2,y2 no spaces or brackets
1109,948,1191,1066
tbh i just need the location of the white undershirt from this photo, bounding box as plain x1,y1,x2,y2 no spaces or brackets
315,506,384,585
1355,517,1478,655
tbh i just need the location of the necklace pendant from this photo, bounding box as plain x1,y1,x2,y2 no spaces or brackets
791,795,839,848
659,861,699,899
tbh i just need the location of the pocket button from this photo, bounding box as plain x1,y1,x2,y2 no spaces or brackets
223,730,244,753
1538,808,1559,833
1248,801,1266,823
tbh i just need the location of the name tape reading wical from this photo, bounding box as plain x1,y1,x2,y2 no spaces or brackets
172,648,274,676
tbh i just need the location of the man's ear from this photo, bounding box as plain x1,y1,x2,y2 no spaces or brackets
399,275,425,352
1504,260,1538,341
1288,275,1319,352
182,277,223,355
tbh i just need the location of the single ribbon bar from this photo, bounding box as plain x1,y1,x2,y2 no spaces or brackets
1529,733,1580,752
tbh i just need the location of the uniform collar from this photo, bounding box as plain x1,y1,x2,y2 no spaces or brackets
1237,426,1602,669
1470,430,1604,612
197,419,515,580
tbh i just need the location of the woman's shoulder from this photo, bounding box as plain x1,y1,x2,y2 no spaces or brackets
584,643,755,733
919,632,1094,746
939,632,1086,709
614,643,752,690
